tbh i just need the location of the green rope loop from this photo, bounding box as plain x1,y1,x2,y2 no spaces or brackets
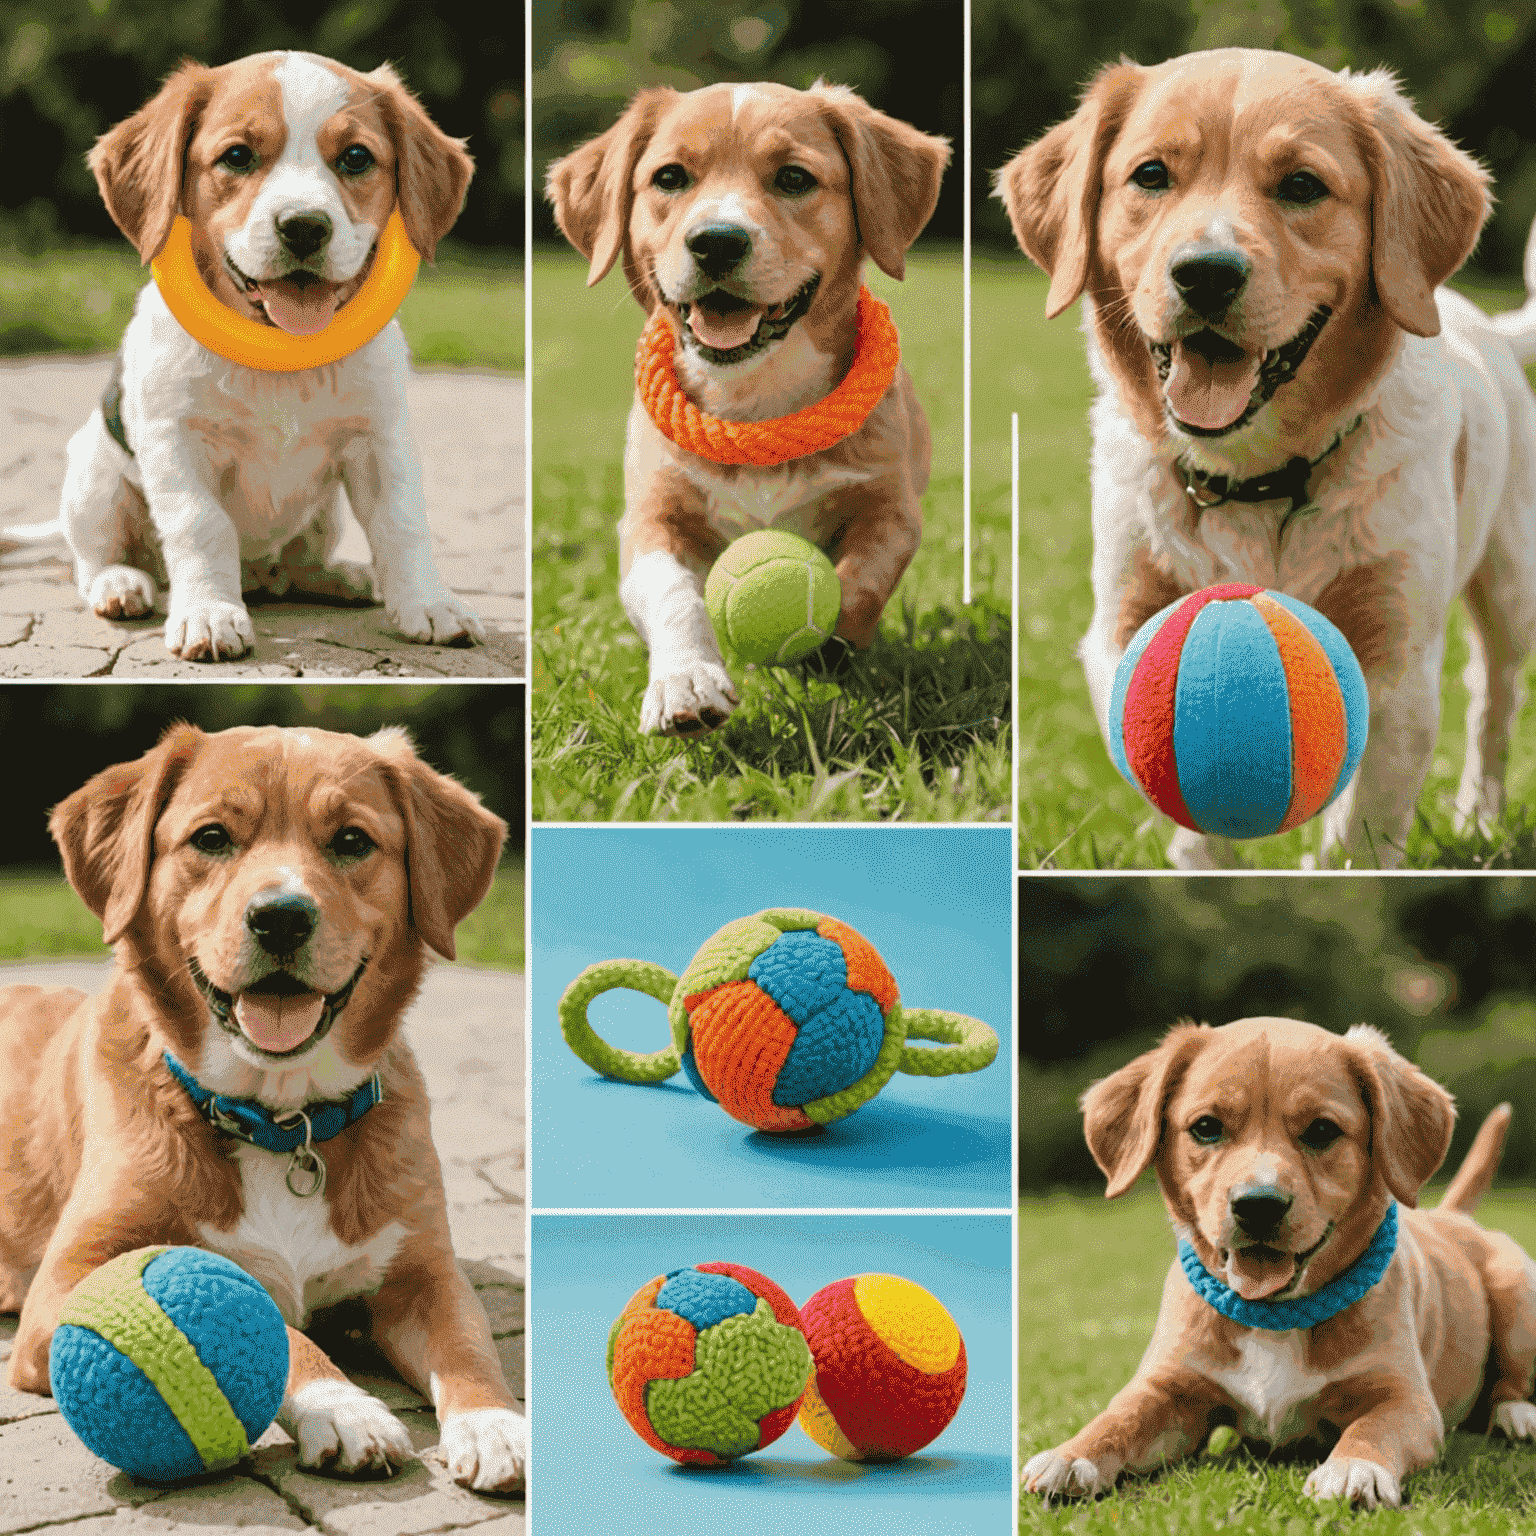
896,1010,998,1077
558,959,681,1083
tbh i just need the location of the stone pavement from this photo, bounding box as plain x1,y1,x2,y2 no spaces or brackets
0,359,525,678
0,958,525,1534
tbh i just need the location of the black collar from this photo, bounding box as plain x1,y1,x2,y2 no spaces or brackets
1179,416,1363,517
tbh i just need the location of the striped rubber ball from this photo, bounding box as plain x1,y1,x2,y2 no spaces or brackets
49,1247,288,1482
1108,583,1368,839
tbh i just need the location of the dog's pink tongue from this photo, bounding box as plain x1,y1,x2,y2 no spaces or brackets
1165,340,1261,431
258,278,341,337
1227,1247,1296,1301
688,303,762,351
235,990,326,1054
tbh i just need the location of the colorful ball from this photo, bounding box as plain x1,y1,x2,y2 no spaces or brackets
797,1274,967,1460
1108,583,1369,839
669,908,903,1133
606,1261,813,1465
704,529,841,666
49,1246,288,1482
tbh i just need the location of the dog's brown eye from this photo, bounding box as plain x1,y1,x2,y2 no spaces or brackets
774,165,817,195
652,164,690,192
191,824,232,854
337,145,374,175
1131,160,1169,191
1277,171,1329,206
218,145,255,173
329,826,375,860
1190,1115,1224,1145
1299,1118,1343,1150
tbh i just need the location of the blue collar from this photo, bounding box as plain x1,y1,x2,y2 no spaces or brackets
1178,1201,1398,1331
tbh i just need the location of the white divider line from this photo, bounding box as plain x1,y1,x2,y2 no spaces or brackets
1012,411,1019,530
962,0,972,607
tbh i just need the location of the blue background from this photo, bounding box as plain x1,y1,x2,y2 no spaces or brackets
531,1212,1013,1535
530,826,1012,1208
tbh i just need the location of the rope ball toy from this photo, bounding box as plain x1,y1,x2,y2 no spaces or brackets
559,908,998,1134
1109,583,1369,839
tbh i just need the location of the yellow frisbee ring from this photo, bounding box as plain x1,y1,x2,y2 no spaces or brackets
150,210,421,372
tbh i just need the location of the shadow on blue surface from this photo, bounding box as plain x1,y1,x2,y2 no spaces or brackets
659,1451,1012,1493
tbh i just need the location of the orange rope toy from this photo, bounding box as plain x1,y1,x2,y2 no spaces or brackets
636,286,901,467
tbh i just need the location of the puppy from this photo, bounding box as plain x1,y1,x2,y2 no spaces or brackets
998,49,1536,866
0,725,525,1492
547,82,950,736
1023,1017,1536,1510
42,52,483,660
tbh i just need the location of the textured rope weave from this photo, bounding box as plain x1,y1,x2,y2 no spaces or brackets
558,959,682,1082
896,1009,999,1077
1177,1202,1398,1330
636,287,901,466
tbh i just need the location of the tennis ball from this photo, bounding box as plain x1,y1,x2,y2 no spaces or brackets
1206,1424,1242,1458
797,1274,966,1460
1109,583,1369,838
49,1246,288,1482
606,1261,813,1465
704,529,841,665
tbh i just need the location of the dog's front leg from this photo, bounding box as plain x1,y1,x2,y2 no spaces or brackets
279,1325,415,1477
1302,1381,1446,1510
822,477,921,648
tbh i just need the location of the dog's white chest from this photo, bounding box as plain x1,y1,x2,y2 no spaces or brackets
1207,1331,1329,1443
198,1145,405,1327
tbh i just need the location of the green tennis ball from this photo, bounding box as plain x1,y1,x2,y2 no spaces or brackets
704,530,841,666
1206,1424,1241,1458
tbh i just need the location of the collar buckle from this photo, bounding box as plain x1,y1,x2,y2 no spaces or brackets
273,1106,327,1198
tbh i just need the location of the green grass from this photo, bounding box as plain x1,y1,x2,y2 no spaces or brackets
982,253,1536,868
0,864,524,972
531,245,1010,821
0,242,523,371
1019,1189,1536,1533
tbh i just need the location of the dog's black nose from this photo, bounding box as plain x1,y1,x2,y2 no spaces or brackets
1171,252,1250,318
1231,1187,1293,1238
245,891,318,956
276,213,333,262
686,224,751,280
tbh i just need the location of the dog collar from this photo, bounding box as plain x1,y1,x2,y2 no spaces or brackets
150,210,420,372
636,285,901,466
163,1051,382,1198
1178,1200,1398,1330
1179,415,1364,518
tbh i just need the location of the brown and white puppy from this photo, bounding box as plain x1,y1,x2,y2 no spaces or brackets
0,725,524,1492
1023,1018,1536,1510
998,49,1536,867
39,52,482,660
548,82,950,736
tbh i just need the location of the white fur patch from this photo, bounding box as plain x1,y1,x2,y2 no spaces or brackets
438,1407,527,1493
281,1377,413,1474
1206,1330,1329,1442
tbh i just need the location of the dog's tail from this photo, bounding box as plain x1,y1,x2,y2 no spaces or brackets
1490,215,1536,365
1438,1103,1513,1214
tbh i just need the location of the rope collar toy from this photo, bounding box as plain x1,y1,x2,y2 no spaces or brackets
150,209,421,372
559,907,997,1133
636,286,902,467
1178,1201,1398,1330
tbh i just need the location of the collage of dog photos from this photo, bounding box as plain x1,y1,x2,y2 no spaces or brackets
0,0,1534,1533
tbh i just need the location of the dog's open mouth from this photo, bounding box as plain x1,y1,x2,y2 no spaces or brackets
226,251,372,337
1221,1226,1333,1302
191,956,366,1059
677,274,821,365
1150,306,1333,438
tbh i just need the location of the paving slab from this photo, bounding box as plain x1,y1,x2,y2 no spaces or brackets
0,359,525,678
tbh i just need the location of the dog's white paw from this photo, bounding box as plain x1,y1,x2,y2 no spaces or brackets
439,1406,527,1493
165,597,254,660
391,592,483,646
1304,1456,1401,1509
281,1379,415,1477
640,665,739,737
1493,1401,1536,1439
87,565,157,619
1021,1448,1108,1500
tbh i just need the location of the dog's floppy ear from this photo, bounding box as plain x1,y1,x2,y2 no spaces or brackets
814,85,950,281
370,62,474,262
50,724,205,944
1346,70,1489,338
1343,1023,1455,1206
994,61,1143,319
88,60,217,262
1082,1022,1209,1199
370,728,506,961
547,88,677,287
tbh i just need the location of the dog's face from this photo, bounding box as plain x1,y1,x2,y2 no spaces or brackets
50,724,504,1097
88,51,472,336
1083,1018,1454,1304
998,47,1489,449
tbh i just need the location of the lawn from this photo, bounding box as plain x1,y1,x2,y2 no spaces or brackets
1019,1188,1536,1534
0,242,523,371
981,252,1536,869
530,245,1011,822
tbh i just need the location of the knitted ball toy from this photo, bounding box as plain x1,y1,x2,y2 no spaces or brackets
49,1247,288,1482
559,908,998,1133
704,529,841,666
797,1274,966,1461
1109,583,1369,839
606,1261,813,1464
